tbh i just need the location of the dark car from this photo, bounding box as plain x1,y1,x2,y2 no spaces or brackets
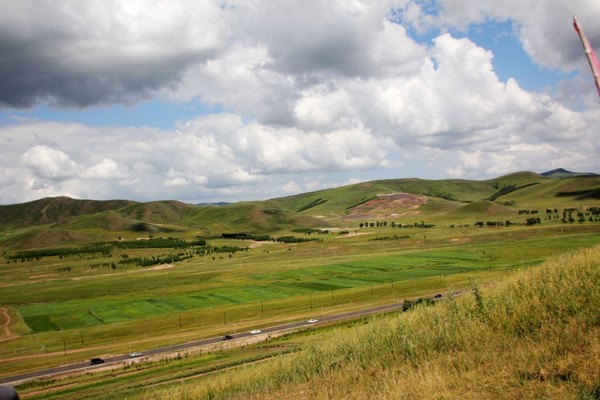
223,335,233,340
90,358,105,365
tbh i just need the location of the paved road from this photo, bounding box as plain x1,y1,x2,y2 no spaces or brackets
0,297,447,385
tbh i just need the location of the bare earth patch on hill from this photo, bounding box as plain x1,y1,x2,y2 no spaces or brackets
346,193,428,219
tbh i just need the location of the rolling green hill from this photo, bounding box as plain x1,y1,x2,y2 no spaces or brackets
0,171,598,249
0,196,134,229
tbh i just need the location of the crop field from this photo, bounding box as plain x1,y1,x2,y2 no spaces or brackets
7,242,600,400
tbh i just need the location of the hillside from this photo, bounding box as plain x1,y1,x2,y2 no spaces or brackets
0,170,599,249
0,197,135,229
149,245,600,399
21,243,594,399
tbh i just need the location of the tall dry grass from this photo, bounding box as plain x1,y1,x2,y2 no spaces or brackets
145,245,600,399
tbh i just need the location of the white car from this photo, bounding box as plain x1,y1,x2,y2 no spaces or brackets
250,329,262,334
130,352,143,358
307,319,318,324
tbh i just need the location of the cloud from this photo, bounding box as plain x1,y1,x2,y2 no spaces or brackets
0,115,396,203
282,181,301,194
181,114,392,174
397,0,600,72
2,0,598,111
1,1,599,205
228,1,391,77
22,145,79,179
82,158,124,179
0,0,225,108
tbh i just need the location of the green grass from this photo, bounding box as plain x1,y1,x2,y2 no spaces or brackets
1,173,600,385
143,244,600,400
11,238,567,333
17,341,301,400
14,244,600,399
1,223,598,377
500,175,600,208
1,173,598,243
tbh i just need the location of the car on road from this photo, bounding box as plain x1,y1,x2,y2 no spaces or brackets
250,329,262,334
90,358,105,365
307,319,318,323
130,352,143,358
223,334,234,340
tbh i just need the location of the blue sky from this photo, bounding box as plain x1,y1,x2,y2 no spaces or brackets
1,100,223,130
0,0,599,205
463,21,571,92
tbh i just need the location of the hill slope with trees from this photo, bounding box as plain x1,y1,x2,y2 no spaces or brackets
1,170,599,250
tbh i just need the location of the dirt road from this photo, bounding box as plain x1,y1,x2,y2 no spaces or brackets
0,307,15,342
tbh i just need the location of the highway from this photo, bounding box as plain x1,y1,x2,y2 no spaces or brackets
0,298,435,385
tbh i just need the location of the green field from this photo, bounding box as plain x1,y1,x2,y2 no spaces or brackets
8,243,600,400
1,222,600,378
10,227,600,334
1,172,599,392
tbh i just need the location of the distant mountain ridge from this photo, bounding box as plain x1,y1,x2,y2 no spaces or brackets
541,168,598,179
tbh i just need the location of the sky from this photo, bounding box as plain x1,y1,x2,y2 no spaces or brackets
1,0,599,205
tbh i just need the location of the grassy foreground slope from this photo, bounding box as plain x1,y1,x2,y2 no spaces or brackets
147,245,600,400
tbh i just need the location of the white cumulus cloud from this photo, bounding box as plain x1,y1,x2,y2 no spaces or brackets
22,145,80,180
1,0,599,205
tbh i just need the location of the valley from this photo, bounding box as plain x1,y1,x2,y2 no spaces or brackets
0,170,599,398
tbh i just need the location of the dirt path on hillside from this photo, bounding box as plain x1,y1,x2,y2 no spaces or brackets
0,307,16,342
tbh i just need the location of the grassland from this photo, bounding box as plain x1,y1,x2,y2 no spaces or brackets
10,243,600,399
155,244,598,400
1,222,599,377
0,172,599,397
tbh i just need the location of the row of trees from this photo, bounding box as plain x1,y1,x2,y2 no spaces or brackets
474,221,513,227
6,237,209,262
358,205,600,231
7,244,112,261
476,214,600,227
115,237,206,249
369,234,411,242
359,221,435,228
275,236,323,244
117,253,194,267
222,232,326,242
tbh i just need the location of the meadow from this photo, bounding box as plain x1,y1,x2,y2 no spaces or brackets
9,240,600,399
1,172,599,397
1,219,599,380
144,244,599,400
